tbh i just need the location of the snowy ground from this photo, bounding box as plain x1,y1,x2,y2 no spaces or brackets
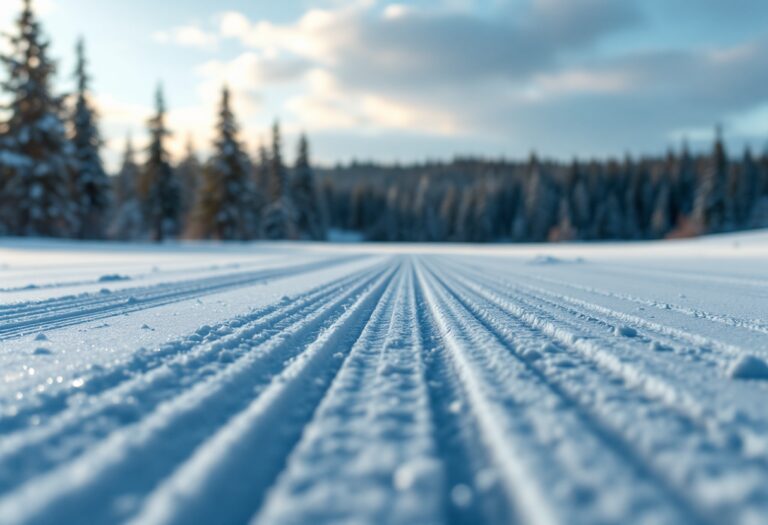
1,234,768,525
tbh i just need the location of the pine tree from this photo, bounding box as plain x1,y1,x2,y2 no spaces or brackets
290,134,327,240
569,161,592,239
694,125,728,232
470,181,495,242
727,147,758,228
0,0,76,237
261,121,297,239
176,137,202,226
622,155,642,238
71,38,110,239
269,121,287,202
109,136,143,240
650,161,674,238
140,85,180,241
524,153,558,241
676,140,696,216
192,87,257,240
255,142,270,197
551,199,577,242
438,185,458,241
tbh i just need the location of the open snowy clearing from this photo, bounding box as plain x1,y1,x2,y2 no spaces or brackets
1,234,768,524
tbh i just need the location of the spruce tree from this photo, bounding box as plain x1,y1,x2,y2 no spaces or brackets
676,140,696,216
524,153,558,241
650,161,674,238
140,85,180,241
192,86,257,240
255,142,270,198
269,122,287,202
176,137,202,226
569,161,592,239
261,121,297,239
728,147,758,228
438,185,458,241
0,0,76,237
71,38,110,239
290,134,327,240
694,125,728,233
109,136,143,240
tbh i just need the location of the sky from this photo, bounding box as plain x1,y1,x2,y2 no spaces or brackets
2,0,768,170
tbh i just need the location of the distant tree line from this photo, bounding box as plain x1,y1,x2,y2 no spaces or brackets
0,0,327,242
2,0,767,245
321,130,768,242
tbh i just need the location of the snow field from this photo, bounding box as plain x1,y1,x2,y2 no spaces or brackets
0,237,767,524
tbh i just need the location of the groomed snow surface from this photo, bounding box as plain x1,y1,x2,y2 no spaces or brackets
1,233,768,525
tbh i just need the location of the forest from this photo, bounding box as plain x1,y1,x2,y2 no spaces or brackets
2,0,767,244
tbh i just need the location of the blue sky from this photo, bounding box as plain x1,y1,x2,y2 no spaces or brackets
2,0,768,169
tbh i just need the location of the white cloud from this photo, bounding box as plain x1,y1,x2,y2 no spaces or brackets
153,25,218,50
383,4,411,20
523,69,630,101
141,0,768,161
285,68,458,135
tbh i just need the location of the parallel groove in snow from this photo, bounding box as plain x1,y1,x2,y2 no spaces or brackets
0,261,394,524
252,261,444,525
0,255,364,340
416,261,693,525
428,259,765,523
129,260,401,525
0,262,392,493
1,250,768,525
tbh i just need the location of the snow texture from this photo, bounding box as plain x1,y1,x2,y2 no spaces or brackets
0,232,767,525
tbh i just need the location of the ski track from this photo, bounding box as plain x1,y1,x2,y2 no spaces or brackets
1,246,768,525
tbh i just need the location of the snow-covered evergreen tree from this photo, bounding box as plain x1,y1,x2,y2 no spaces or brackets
438,185,458,241
70,38,110,239
622,155,643,239
176,137,202,226
727,147,758,228
261,121,297,240
109,136,144,240
676,140,696,216
650,161,674,238
569,161,592,239
290,134,327,240
470,181,496,242
551,198,577,242
524,154,558,241
694,126,728,233
0,0,76,237
254,142,270,196
140,85,180,241
192,87,257,240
